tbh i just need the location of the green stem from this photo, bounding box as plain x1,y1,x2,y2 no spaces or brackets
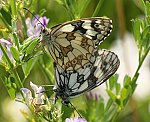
132,46,150,84
63,0,75,20
80,0,91,17
92,0,104,17
0,43,13,68
13,69,23,88
104,99,113,112
111,108,120,122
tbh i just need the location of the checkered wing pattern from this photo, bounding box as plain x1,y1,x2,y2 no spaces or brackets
53,50,120,103
41,17,112,71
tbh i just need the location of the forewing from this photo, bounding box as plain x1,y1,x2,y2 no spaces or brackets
48,32,96,71
51,17,113,46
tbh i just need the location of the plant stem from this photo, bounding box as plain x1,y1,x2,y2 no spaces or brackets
132,46,150,85
80,0,91,17
92,0,104,17
0,43,13,68
111,107,121,122
13,69,23,88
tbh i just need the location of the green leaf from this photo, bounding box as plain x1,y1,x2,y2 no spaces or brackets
106,89,116,101
146,16,150,25
141,25,150,40
16,65,25,82
10,0,17,18
122,86,132,106
132,19,141,46
108,76,116,90
102,107,118,122
120,88,128,101
26,40,38,54
0,64,9,77
123,75,131,88
109,74,119,90
141,26,150,52
61,104,74,121
4,76,17,99
23,57,38,77
10,46,20,62
146,1,150,16
0,8,12,26
116,83,121,95
12,32,20,50
21,38,39,55
96,97,104,120
105,98,113,112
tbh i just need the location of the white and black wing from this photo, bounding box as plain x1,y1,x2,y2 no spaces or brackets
51,17,113,46
54,50,120,100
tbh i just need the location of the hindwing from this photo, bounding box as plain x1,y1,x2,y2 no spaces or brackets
53,49,120,102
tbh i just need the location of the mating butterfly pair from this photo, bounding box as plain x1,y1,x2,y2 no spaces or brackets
40,17,120,104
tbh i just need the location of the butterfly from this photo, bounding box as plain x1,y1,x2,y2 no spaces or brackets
53,49,120,105
40,17,113,71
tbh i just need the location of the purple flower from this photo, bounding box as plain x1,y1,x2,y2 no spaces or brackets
25,15,49,37
66,117,87,122
0,38,13,60
21,81,46,112
86,91,99,101
21,81,45,105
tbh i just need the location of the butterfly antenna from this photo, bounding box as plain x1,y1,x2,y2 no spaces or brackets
69,101,82,118
23,8,45,28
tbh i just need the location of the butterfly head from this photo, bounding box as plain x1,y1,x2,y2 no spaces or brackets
40,27,51,46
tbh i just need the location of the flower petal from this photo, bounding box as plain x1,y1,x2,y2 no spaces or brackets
25,15,49,37
20,88,33,103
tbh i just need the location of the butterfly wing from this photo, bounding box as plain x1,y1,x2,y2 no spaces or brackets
41,17,112,71
51,17,113,46
54,49,120,98
70,49,120,97
47,32,96,71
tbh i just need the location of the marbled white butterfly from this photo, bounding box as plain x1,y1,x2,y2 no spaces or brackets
53,49,120,105
40,18,113,71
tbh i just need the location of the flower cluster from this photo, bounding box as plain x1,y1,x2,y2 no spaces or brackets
25,15,49,37
86,91,99,101
21,81,46,112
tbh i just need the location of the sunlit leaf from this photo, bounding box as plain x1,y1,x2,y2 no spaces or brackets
10,46,20,62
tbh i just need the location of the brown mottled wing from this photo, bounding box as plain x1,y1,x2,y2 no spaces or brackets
43,17,112,71
48,32,96,71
